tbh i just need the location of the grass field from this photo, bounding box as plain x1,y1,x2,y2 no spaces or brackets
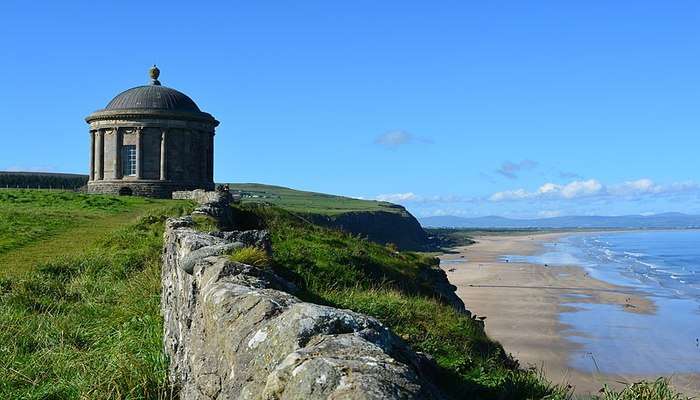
0,190,192,398
228,182,402,215
0,190,170,256
0,190,689,399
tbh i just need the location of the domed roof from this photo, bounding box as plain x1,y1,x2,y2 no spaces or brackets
105,85,201,112
86,66,218,126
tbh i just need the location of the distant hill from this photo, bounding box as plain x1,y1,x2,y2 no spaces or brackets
227,183,430,250
420,213,700,229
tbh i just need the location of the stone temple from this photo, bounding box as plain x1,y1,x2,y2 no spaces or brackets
86,66,219,198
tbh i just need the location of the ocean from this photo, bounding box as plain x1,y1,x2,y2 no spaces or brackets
507,230,700,375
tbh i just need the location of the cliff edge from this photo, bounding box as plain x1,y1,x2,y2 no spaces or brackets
229,183,431,251
306,206,429,251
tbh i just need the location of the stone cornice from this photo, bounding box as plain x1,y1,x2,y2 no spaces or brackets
85,108,219,127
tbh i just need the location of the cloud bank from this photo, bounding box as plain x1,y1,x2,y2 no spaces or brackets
371,178,700,218
489,178,699,202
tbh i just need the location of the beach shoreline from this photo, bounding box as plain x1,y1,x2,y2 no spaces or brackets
440,232,700,397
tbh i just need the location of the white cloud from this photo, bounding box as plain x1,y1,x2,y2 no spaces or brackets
374,192,473,205
537,182,560,195
608,178,657,196
608,179,700,197
538,210,563,218
559,179,603,199
489,188,531,201
489,178,697,202
375,192,419,202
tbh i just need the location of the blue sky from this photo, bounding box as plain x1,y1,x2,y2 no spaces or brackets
1,1,699,218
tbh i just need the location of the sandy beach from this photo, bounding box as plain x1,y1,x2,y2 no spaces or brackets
440,233,700,397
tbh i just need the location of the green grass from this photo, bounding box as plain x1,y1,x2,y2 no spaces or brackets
0,191,690,399
599,378,691,400
190,213,220,232
0,203,190,399
233,204,573,399
227,246,271,267
228,182,402,215
0,190,168,255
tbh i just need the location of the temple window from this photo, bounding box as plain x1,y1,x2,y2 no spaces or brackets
122,145,137,176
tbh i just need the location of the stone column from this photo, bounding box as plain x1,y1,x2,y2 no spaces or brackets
208,131,214,181
160,128,168,180
96,130,104,180
112,128,121,179
89,131,95,181
136,127,143,179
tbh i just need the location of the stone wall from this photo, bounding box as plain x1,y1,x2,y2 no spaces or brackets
88,180,214,198
161,192,449,399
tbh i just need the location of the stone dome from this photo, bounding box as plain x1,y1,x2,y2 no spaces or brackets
105,85,201,112
87,66,218,125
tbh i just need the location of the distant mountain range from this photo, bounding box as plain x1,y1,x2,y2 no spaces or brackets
419,212,700,229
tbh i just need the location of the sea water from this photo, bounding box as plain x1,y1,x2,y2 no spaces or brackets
507,230,700,374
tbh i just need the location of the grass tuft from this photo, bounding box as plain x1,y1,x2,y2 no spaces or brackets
227,246,271,267
191,213,219,232
599,378,691,400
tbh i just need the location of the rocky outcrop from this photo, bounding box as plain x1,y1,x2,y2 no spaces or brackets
307,206,429,251
418,264,466,312
161,194,449,399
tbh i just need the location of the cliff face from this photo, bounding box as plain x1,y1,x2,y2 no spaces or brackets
307,206,430,251
161,195,448,399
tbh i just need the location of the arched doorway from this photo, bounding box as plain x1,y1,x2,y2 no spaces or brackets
118,187,133,196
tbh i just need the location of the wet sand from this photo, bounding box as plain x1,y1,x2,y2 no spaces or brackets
440,233,700,397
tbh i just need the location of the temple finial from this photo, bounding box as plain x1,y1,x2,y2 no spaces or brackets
149,65,161,85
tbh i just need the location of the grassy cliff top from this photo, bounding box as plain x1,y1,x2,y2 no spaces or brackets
227,183,403,215
0,190,688,399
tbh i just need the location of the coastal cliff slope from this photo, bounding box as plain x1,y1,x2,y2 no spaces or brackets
229,183,430,250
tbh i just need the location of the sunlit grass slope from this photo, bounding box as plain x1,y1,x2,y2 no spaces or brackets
0,190,167,256
233,203,574,400
0,190,689,399
228,182,401,215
